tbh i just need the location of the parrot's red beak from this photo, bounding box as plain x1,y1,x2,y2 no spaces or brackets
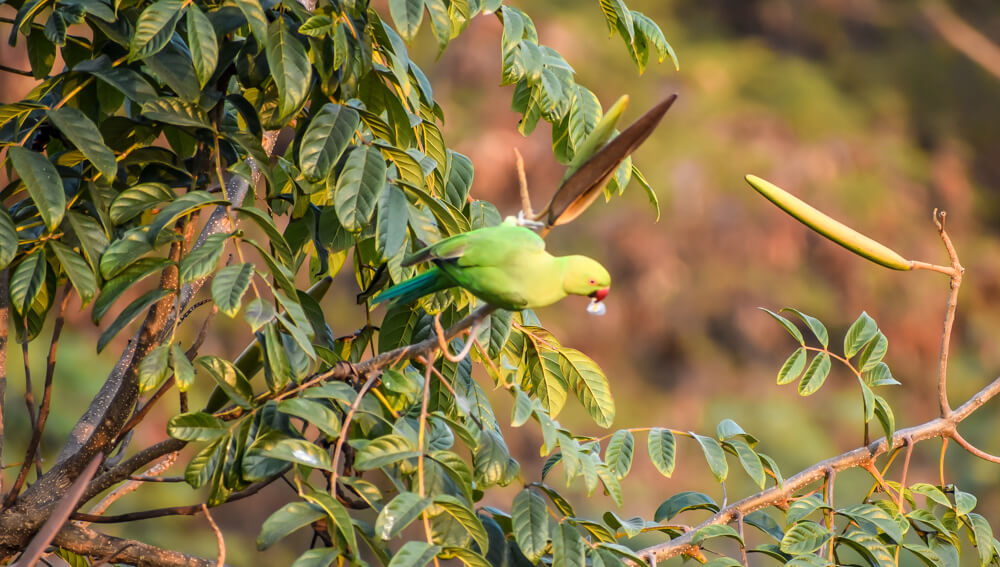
590,287,609,302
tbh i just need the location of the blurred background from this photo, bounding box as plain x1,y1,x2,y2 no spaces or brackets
4,0,1000,563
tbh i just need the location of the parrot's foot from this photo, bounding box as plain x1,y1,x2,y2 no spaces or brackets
510,211,546,230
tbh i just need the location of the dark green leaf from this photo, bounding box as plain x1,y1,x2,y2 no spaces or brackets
844,311,878,358
647,427,676,477
235,206,292,265
178,232,228,283
109,182,176,225
276,398,340,438
299,103,360,181
0,209,16,269
137,343,171,392
654,491,718,522
230,0,266,42
511,489,549,563
92,258,170,322
185,435,227,488
146,191,229,243
760,307,804,345
434,494,489,552
129,0,184,59
353,434,420,470
780,522,830,555
266,17,311,121
212,263,255,317
744,510,784,541
47,241,97,304
778,347,807,385
377,184,409,262
334,146,388,232
798,352,831,396
782,308,828,348
97,288,171,352
186,3,217,87
141,98,211,128
257,502,325,550
9,146,64,231
693,433,728,482
729,438,765,488
388,541,440,567
389,0,424,42
47,107,117,179
167,411,227,441
248,437,332,470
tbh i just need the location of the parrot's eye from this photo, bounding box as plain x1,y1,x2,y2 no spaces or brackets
588,278,596,285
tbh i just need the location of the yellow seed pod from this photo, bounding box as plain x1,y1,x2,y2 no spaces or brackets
745,175,912,271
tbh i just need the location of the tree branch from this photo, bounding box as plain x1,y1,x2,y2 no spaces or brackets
0,268,8,494
635,376,1000,563
81,439,187,505
53,524,219,567
923,2,1000,82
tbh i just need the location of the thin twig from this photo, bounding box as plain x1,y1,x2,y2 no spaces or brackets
201,504,226,567
951,430,1000,464
899,437,914,510
418,363,434,545
932,210,963,417
81,453,177,526
330,372,379,485
115,377,176,443
433,313,480,362
73,474,281,523
0,64,32,76
939,437,948,486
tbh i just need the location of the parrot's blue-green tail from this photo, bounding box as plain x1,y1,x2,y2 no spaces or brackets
372,268,452,306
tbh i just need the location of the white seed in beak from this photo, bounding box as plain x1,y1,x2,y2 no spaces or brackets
586,299,606,316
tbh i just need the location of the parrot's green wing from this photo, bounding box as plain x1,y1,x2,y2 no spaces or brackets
403,225,544,267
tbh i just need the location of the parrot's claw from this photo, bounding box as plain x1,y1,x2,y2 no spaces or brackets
511,211,546,230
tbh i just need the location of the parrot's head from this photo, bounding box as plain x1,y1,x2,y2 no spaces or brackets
563,256,611,315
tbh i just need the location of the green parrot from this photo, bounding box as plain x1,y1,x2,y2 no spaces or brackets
372,222,611,313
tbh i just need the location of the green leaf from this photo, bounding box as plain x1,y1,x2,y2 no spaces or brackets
388,541,440,567
837,529,894,567
334,146,388,232
700,559,741,567
138,343,171,392
691,524,742,546
440,548,491,567
552,521,585,567
389,0,424,42
864,362,899,387
266,17,311,121
147,191,229,243
179,232,229,283
873,394,895,447
92,258,170,322
299,103,360,181
953,486,977,516
444,151,474,208
0,209,16,269
744,510,784,541
234,206,292,265
787,495,827,524
47,107,117,179
109,183,176,225
729,438,766,488
78,58,158,103
99,230,154,280
844,311,878,358
48,241,97,305
434,494,489,552
910,483,951,509
838,504,904,542
376,492,430,540
186,3,218,88
212,263,255,317
261,322,292,392
782,308,829,348
97,288,171,352
244,298,275,332
858,332,888,373
798,352,831,396
780,522,831,555
9,146,64,231
230,0,266,42
512,489,549,563
172,344,195,392
778,347,807,385
141,98,211,128
299,488,358,552
647,427,676,477
198,355,255,409
376,185,409,262
129,0,184,60
525,342,567,416
353,434,420,470
653,491,719,522
693,433,728,482
257,501,325,550
167,411,227,441
559,347,614,428
185,435,227,488
967,513,994,567
248,436,332,470
276,398,340,438
604,430,634,480
760,307,804,345
902,543,946,567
